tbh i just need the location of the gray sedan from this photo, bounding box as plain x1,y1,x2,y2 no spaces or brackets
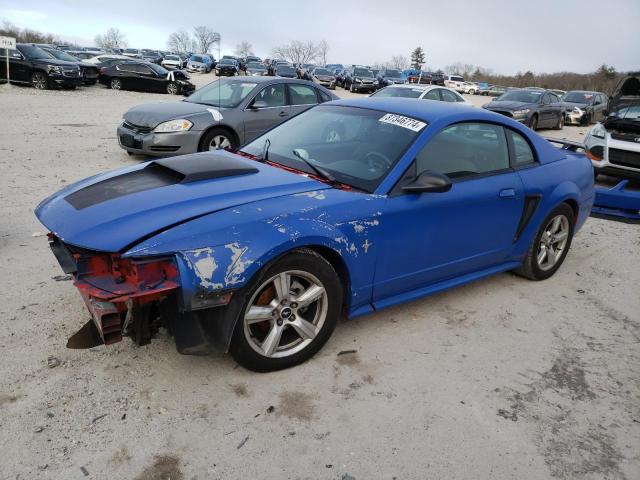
117,77,338,156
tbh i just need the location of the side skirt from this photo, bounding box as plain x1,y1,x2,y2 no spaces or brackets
357,261,522,317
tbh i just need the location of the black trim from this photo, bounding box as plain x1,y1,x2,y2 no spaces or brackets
514,195,541,242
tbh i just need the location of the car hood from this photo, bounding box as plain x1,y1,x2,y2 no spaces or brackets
35,151,328,252
485,100,535,110
123,101,225,128
563,101,589,109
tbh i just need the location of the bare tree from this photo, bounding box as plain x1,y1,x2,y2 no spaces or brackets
94,27,127,50
317,39,329,66
388,55,409,70
234,40,254,58
1,21,61,44
167,30,193,53
272,40,321,65
192,26,220,54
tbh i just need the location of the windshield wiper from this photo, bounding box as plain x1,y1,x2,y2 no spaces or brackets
292,149,337,184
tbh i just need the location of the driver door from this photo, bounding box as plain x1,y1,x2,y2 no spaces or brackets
373,122,525,303
243,83,290,143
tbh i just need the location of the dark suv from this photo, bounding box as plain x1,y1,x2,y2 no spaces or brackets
39,46,99,85
0,44,82,89
343,66,376,93
483,88,565,130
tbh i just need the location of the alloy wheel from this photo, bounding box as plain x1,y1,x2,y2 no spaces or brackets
536,215,569,271
208,135,231,150
243,270,328,358
167,82,178,95
32,73,47,90
110,78,122,90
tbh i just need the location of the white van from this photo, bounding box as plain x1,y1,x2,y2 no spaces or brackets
444,74,465,92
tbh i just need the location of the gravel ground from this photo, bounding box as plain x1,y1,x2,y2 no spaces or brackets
0,74,638,480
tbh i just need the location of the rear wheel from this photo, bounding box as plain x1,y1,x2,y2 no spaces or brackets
529,114,539,131
31,71,48,90
110,78,122,90
514,203,575,281
199,127,237,151
229,250,343,372
166,81,178,95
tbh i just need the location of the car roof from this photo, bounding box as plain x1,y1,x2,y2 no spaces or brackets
328,97,485,123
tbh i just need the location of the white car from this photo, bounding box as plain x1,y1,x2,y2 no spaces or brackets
584,75,640,181
84,54,132,65
161,55,184,70
444,74,466,93
370,84,473,106
460,81,478,95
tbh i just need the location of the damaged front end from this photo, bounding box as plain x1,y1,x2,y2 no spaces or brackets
50,234,181,349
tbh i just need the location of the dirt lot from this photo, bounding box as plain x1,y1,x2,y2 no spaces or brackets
0,74,638,480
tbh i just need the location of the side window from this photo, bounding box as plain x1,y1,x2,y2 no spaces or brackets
138,65,153,75
440,89,459,102
454,92,465,102
415,123,509,179
289,84,318,105
508,130,536,166
549,94,559,103
542,94,551,105
254,83,286,107
319,90,332,103
423,89,440,101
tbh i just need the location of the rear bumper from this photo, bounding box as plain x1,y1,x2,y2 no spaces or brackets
117,124,203,156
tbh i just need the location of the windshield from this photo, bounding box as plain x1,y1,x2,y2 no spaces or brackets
497,90,541,103
371,87,423,99
165,55,180,61
612,104,640,120
124,49,138,54
219,59,236,65
185,79,257,108
354,68,374,78
247,62,265,69
385,70,402,77
18,45,54,60
190,55,205,62
148,63,169,75
277,66,295,74
313,68,333,76
563,91,594,104
240,105,424,192
44,49,78,62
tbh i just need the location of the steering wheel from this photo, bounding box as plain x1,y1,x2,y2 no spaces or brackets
365,151,392,172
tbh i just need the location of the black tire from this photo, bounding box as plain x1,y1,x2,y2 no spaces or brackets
166,81,179,95
513,203,575,281
554,113,564,130
529,114,539,131
198,127,237,151
350,82,355,93
229,249,343,372
581,113,592,126
31,71,48,90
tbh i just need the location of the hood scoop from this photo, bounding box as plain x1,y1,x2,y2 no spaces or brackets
65,153,258,210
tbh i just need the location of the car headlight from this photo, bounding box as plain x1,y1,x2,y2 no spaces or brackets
47,65,62,74
589,123,606,139
573,107,584,114
512,109,530,116
154,119,193,133
355,78,362,83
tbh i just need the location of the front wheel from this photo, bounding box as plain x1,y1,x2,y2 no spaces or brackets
229,250,343,372
554,113,564,130
110,78,122,90
199,127,237,151
513,203,575,281
31,71,48,90
529,114,539,131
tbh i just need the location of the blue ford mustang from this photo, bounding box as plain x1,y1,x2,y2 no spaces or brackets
36,98,594,371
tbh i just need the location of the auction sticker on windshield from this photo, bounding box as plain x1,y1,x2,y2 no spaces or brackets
379,113,426,132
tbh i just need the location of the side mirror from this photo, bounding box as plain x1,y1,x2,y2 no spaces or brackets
250,100,268,110
402,170,452,193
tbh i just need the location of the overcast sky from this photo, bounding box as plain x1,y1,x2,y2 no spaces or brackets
1,0,639,74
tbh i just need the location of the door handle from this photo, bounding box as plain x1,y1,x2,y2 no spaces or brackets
499,188,516,199
278,111,288,117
